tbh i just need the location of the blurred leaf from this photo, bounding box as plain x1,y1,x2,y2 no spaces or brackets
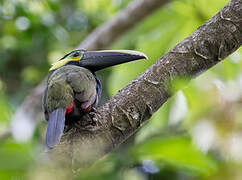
0,141,33,180
0,91,12,123
75,155,121,180
21,66,44,84
133,136,218,177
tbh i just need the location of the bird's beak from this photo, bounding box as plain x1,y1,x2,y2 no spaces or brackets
79,50,148,72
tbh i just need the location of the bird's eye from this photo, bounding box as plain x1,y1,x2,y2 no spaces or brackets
72,52,80,57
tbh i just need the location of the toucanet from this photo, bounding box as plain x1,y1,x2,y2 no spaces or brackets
42,49,148,149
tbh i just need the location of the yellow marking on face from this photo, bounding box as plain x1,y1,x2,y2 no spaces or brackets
49,57,80,71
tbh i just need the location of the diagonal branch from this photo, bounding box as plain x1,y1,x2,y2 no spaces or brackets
78,0,171,50
55,0,242,167
9,0,170,141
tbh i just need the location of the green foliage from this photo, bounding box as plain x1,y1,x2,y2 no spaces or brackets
133,136,218,177
0,141,33,180
75,135,218,180
0,91,12,124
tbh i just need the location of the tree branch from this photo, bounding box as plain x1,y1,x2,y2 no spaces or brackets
54,0,241,168
78,0,170,50
10,0,170,141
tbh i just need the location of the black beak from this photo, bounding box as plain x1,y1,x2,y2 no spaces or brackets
79,50,148,72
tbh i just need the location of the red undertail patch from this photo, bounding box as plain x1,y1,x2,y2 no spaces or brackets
65,102,74,114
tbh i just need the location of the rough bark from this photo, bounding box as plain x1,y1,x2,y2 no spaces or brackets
54,0,241,168
10,0,170,140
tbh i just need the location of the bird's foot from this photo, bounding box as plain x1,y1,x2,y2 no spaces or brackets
88,107,99,123
72,112,100,131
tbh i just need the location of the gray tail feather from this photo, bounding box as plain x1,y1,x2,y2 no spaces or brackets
45,108,65,149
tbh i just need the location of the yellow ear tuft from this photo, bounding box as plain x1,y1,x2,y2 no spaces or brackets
49,57,81,71
49,59,70,71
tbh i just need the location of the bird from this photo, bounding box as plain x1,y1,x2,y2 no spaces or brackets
42,49,148,149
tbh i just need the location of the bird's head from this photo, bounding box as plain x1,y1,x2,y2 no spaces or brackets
50,49,148,72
